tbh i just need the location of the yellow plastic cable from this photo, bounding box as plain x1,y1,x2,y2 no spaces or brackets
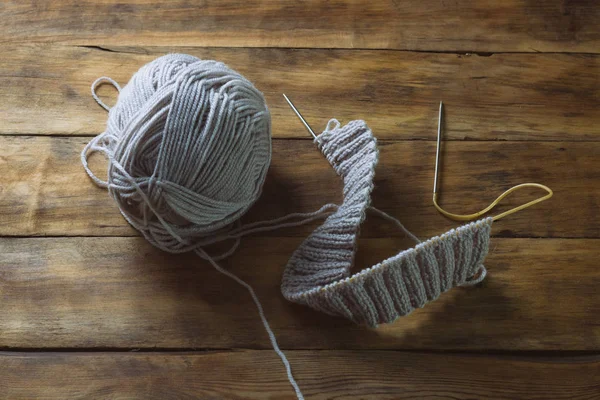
433,183,553,222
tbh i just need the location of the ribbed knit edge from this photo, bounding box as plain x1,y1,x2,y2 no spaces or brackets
298,218,492,327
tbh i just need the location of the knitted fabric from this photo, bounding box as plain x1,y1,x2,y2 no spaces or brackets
281,120,493,327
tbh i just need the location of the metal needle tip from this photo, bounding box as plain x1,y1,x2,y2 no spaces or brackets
283,94,317,139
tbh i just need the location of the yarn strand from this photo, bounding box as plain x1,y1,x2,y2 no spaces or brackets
227,203,338,237
367,206,421,244
91,76,122,111
197,248,305,400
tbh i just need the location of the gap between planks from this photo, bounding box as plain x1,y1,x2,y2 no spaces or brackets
1,350,598,400
1,44,598,140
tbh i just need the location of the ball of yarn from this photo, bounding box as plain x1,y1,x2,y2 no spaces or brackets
101,54,271,252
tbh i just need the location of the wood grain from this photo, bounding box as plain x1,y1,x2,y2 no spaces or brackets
2,1,599,53
0,136,595,238
2,0,598,396
1,44,598,140
1,350,598,400
1,236,599,350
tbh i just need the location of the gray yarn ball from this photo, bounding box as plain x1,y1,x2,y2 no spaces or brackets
100,54,271,253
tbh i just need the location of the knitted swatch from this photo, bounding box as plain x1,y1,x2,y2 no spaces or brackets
282,120,493,327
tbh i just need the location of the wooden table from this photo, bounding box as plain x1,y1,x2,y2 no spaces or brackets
1,1,599,398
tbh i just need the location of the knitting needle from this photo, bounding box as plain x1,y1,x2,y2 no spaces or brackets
433,101,443,196
283,94,317,139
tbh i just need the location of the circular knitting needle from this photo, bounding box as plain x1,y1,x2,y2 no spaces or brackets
432,101,553,221
283,94,317,139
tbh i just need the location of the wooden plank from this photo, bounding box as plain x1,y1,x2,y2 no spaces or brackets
1,45,598,141
0,136,595,239
1,236,599,350
1,351,597,400
1,1,599,53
